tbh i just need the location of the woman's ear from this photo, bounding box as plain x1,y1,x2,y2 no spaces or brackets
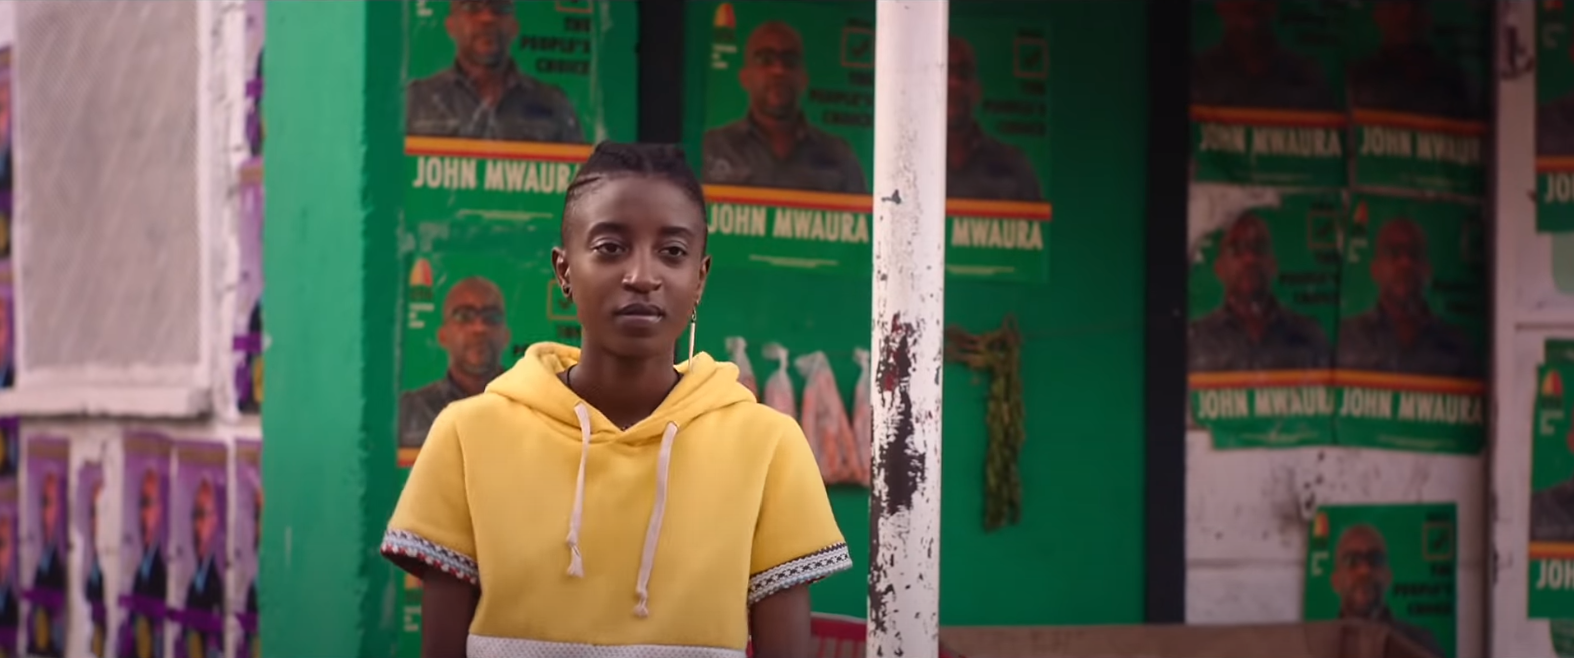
696,254,712,302
551,247,571,298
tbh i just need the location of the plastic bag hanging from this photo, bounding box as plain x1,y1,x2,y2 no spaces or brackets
795,351,859,485
850,348,873,487
727,336,758,399
761,343,796,419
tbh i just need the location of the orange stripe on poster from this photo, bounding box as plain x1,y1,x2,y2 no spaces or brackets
1188,370,1483,395
1351,109,1486,136
1331,370,1484,395
1530,542,1574,560
1189,105,1347,128
405,137,594,163
1189,370,1333,389
1538,157,1574,174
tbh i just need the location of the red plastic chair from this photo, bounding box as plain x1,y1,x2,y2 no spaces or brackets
746,613,964,658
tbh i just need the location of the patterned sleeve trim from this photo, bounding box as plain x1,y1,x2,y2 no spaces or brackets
380,529,479,587
747,542,854,605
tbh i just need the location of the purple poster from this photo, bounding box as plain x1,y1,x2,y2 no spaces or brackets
21,436,67,658
170,442,226,658
76,462,105,658
234,0,265,415
117,433,169,658
0,477,18,658
232,439,259,658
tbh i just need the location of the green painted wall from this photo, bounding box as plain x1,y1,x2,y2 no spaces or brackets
682,1,1150,625
259,2,404,656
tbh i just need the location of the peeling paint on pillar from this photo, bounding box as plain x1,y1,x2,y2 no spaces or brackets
867,1,947,656
875,316,925,516
868,315,930,641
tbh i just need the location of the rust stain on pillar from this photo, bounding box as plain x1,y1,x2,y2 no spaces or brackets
868,313,928,637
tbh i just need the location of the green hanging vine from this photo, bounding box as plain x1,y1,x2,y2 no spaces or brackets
945,315,1025,532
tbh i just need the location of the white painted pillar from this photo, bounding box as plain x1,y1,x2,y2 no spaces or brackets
1489,2,1550,657
867,2,947,657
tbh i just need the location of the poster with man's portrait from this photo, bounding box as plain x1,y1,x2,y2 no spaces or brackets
170,442,227,658
694,1,874,276
117,433,169,658
1346,0,1488,197
1304,503,1457,658
397,249,564,464
1526,342,1574,619
1334,195,1485,454
1189,1,1346,187
1187,189,1343,449
401,0,635,233
20,436,67,658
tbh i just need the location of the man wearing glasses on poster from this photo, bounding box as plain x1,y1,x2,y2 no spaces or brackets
397,277,512,450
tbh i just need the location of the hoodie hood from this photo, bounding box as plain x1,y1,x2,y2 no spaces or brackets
487,342,756,443
482,341,758,618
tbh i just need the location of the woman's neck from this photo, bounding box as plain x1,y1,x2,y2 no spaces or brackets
569,347,679,429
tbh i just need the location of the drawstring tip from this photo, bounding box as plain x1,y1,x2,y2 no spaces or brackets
634,599,650,618
566,545,584,578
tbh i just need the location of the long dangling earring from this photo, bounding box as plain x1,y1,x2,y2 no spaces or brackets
687,308,698,363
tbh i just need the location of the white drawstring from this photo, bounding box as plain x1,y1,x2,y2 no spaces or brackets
634,421,678,618
562,400,677,618
565,403,592,578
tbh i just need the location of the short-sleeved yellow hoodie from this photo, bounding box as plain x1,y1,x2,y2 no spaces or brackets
382,342,852,658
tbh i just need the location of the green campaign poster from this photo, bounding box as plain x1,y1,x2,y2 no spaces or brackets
396,229,580,456
1304,503,1456,658
1346,0,1489,198
1527,345,1574,618
404,0,637,226
696,1,1053,283
1187,192,1342,449
1189,1,1346,187
1541,1,1574,232
1333,195,1485,455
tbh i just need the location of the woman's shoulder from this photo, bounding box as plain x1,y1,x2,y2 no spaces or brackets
444,392,521,421
700,400,805,444
429,392,547,440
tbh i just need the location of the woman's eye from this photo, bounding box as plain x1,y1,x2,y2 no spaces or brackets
661,245,688,257
592,242,625,255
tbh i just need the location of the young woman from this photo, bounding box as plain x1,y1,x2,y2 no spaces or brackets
381,142,851,658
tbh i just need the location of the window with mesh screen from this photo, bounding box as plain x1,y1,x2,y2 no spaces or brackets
14,1,201,385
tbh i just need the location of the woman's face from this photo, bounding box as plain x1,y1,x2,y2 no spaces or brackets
554,176,710,360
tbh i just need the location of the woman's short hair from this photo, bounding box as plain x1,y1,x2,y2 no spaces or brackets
560,142,708,249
